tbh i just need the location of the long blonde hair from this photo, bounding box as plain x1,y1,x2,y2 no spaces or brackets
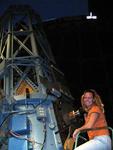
81,89,104,112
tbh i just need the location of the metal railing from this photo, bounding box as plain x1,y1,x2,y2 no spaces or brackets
74,126,113,149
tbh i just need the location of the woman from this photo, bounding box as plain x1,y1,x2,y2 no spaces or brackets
73,89,111,150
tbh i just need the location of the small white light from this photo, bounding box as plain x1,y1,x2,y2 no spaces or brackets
86,12,97,19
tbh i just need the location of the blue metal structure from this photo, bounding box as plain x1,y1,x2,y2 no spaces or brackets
0,5,74,150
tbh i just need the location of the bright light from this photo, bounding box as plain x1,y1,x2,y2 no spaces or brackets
86,12,97,19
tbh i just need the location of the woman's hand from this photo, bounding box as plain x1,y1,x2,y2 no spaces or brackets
72,128,80,139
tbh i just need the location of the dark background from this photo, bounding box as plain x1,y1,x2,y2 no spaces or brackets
43,1,113,127
0,0,113,127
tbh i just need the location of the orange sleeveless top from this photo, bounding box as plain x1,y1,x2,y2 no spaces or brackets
85,105,109,139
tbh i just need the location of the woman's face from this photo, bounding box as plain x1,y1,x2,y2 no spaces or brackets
83,92,94,108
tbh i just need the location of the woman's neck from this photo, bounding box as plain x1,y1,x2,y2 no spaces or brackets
87,103,96,111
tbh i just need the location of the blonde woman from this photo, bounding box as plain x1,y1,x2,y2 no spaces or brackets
73,89,111,150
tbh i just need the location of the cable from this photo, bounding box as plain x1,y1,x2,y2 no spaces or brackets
40,121,46,150
0,112,17,129
0,108,36,129
0,95,48,149
9,130,44,147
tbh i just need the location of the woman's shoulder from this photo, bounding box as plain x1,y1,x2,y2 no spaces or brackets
90,105,101,113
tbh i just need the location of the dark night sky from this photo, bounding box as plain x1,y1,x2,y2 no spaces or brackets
42,1,113,127
0,0,88,21
0,1,113,126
